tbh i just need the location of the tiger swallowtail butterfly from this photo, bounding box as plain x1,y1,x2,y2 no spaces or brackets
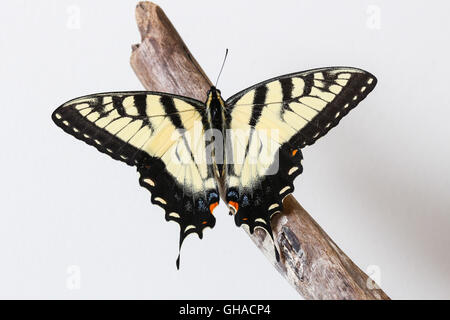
52,66,377,268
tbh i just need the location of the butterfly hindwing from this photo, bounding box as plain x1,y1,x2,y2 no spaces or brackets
224,67,377,241
52,92,220,266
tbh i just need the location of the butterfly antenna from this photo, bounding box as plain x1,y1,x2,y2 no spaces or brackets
214,48,229,87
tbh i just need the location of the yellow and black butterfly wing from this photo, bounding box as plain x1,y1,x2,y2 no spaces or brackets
52,92,220,267
224,67,377,246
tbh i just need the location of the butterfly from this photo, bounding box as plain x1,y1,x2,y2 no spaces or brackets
52,66,377,268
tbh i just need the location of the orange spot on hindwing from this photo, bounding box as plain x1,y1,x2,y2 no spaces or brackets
228,201,239,214
209,202,219,214
292,149,298,156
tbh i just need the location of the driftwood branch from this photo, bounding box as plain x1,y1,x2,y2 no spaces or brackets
130,1,390,300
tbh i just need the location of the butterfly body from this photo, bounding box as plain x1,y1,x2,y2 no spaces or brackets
205,86,226,179
52,67,377,267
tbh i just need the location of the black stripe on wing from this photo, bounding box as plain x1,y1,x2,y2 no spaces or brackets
160,95,185,129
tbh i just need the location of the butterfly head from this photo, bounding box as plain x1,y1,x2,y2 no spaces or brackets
206,86,224,107
207,86,221,96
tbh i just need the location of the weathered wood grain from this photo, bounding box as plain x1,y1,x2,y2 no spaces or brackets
130,1,390,300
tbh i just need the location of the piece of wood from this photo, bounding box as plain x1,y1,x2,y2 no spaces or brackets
130,1,390,300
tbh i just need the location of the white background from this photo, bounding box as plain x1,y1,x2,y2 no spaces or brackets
0,0,449,299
